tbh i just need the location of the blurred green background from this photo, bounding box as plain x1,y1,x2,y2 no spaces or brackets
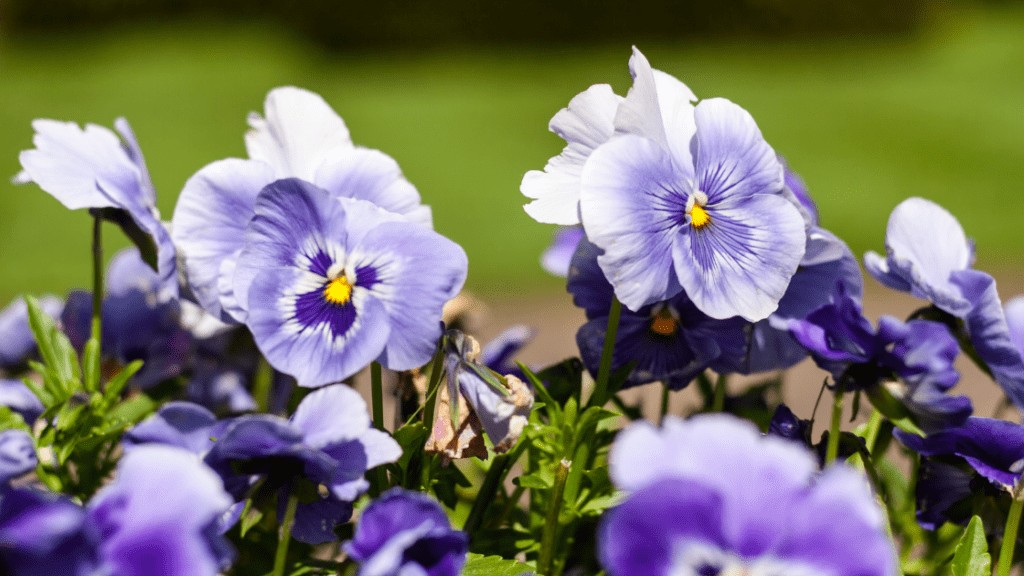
1,2,1022,304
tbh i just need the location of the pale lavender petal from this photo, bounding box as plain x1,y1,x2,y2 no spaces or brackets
1005,295,1024,357
0,295,62,369
245,86,353,181
694,98,783,203
173,158,276,320
673,194,805,321
540,226,584,277
579,134,686,311
522,84,621,225
123,402,218,456
0,379,44,423
290,384,371,449
613,47,697,162
0,430,37,484
314,147,432,228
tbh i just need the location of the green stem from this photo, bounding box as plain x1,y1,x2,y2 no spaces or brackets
539,459,571,576
659,384,670,424
272,492,300,576
91,217,103,343
998,494,1024,576
252,356,274,413
371,362,384,430
711,374,727,412
825,384,846,465
463,453,511,534
590,298,622,408
861,410,884,453
420,340,447,492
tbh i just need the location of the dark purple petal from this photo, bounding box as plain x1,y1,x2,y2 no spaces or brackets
123,402,218,456
0,487,96,575
284,491,353,545
896,418,1024,489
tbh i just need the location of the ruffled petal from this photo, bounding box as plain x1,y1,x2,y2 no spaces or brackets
314,147,432,228
290,384,371,449
694,98,783,203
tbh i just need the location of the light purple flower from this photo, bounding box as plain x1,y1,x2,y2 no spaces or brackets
204,384,401,544
123,401,221,456
521,48,696,225
0,487,97,576
88,445,234,576
577,56,805,320
0,380,44,424
540,226,584,277
345,488,468,576
0,430,36,485
233,178,466,387
0,295,62,371
865,197,1024,409
601,414,896,576
17,118,177,298
173,86,431,322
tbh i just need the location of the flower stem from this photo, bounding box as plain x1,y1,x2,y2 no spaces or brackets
590,298,622,408
659,384,670,424
371,362,384,431
272,491,300,576
711,374,727,412
825,384,845,465
539,459,571,576
998,493,1024,576
464,454,509,534
91,217,103,343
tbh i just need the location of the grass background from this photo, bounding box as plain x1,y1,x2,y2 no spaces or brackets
1,5,1022,303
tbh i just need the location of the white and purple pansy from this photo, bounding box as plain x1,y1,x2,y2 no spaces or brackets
601,414,897,576
173,86,432,322
17,118,178,299
231,178,466,387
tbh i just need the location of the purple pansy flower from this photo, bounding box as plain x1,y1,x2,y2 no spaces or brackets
345,488,468,576
0,380,44,424
0,487,97,575
521,48,695,225
540,226,584,277
123,401,221,456
204,384,401,544
0,296,62,372
568,236,747,391
788,285,971,431
479,325,535,379
577,52,805,320
173,86,431,322
864,197,1024,409
0,431,36,486
232,179,466,387
17,119,177,298
601,414,897,576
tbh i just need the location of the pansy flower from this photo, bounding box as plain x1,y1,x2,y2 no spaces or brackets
0,296,63,373
173,86,431,322
540,226,584,277
232,178,466,387
0,380,44,424
204,384,401,544
0,487,97,575
601,414,897,576
896,417,1024,529
864,197,1024,409
0,430,37,486
17,118,177,298
344,488,468,576
788,284,971,432
568,236,747,391
576,51,805,320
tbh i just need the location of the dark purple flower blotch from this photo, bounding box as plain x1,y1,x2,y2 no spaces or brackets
601,415,897,576
345,488,468,576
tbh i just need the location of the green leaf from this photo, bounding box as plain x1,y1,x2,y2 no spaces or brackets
462,553,535,576
104,394,156,432
392,422,429,473
0,406,29,432
951,515,991,576
239,499,264,538
102,360,144,406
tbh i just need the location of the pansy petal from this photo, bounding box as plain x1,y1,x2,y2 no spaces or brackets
0,430,37,485
579,134,686,311
315,147,432,228
673,194,805,321
287,495,354,545
349,222,468,371
1005,295,1024,356
863,251,913,293
245,86,353,181
541,226,584,278
173,158,276,320
123,402,218,456
694,98,783,203
523,84,621,225
290,384,371,448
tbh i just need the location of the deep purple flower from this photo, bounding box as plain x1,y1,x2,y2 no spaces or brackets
0,380,44,424
344,488,468,576
788,285,971,431
0,431,36,485
17,119,177,298
865,197,1024,409
0,487,97,576
521,48,694,225
173,86,431,322
540,226,584,277
88,445,234,576
601,414,896,576
442,330,533,453
0,295,62,371
479,325,534,379
768,404,811,446
61,249,193,389
123,401,221,456
204,384,401,544
232,179,466,387
568,237,747,390
578,56,804,320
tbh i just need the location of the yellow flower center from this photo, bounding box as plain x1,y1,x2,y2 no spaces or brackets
323,275,353,305
650,308,679,336
689,203,711,229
